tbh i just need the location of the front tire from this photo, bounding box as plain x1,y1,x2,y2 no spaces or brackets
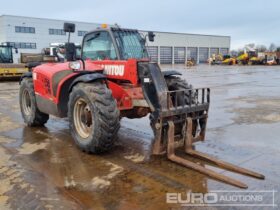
150,76,195,135
68,81,120,153
19,78,49,126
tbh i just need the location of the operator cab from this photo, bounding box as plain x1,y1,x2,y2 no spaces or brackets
81,25,155,61
0,45,14,63
63,22,155,63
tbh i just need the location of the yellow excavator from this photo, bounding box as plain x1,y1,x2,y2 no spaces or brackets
0,45,28,78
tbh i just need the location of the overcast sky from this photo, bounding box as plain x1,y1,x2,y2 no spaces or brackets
1,0,279,50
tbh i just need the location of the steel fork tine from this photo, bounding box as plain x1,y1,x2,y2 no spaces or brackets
167,121,248,189
185,117,265,179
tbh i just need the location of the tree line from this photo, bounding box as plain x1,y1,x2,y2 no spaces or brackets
231,43,280,55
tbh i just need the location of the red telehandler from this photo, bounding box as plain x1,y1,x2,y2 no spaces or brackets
19,23,264,188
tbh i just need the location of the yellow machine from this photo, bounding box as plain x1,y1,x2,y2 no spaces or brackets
236,45,258,65
208,54,223,65
0,45,28,78
222,58,236,65
236,52,249,64
0,64,28,77
249,52,279,65
186,58,196,67
0,43,82,79
248,56,262,65
222,55,236,65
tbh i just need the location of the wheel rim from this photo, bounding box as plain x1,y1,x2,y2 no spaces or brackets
22,89,32,116
73,98,93,139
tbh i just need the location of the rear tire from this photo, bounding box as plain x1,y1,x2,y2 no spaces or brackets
68,81,120,153
19,78,49,126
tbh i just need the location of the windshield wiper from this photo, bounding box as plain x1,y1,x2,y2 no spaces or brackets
86,32,100,42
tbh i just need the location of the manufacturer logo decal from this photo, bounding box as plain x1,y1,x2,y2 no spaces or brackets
101,65,125,76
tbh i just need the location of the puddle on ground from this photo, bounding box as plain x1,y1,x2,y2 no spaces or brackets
17,141,49,155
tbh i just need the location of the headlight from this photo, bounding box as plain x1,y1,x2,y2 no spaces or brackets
69,61,81,71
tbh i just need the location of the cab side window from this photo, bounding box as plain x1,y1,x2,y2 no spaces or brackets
82,31,117,60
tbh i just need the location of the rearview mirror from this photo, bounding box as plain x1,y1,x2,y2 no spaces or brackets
148,31,155,42
64,22,75,33
15,48,18,54
65,42,76,61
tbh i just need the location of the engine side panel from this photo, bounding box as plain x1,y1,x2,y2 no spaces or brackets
33,61,104,104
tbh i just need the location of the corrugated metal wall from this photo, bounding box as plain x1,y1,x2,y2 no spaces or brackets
147,46,229,64
187,47,198,63
174,47,185,64
220,48,229,55
210,48,219,56
147,46,158,62
160,46,172,64
148,46,229,64
199,47,209,63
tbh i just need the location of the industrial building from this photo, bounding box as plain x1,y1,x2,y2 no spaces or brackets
0,15,230,64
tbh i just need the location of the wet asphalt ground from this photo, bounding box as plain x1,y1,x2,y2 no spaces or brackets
0,64,279,210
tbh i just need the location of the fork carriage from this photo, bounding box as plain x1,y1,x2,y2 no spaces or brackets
152,88,264,189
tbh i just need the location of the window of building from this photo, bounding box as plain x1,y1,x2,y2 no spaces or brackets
4,42,15,47
4,42,36,49
15,26,35,33
30,43,36,49
78,31,88,36
49,28,66,35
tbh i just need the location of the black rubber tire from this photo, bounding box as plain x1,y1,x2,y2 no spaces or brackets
165,76,193,105
149,76,195,135
68,81,120,154
19,78,49,126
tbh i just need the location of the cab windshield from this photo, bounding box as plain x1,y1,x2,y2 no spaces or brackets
0,46,13,63
112,29,149,60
